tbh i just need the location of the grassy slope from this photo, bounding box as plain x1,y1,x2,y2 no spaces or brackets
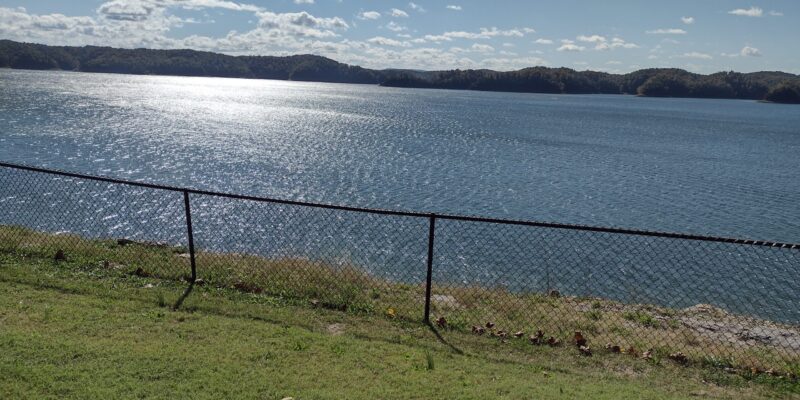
1,250,798,398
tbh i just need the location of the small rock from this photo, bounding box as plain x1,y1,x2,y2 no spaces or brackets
143,283,154,289
626,347,638,356
529,335,542,345
54,249,66,261
194,278,205,286
485,321,495,329
513,331,525,338
579,345,592,356
435,316,447,328
642,349,654,361
132,267,151,278
495,330,508,338
472,325,485,335
548,289,560,298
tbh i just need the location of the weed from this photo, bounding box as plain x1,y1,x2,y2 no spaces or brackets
585,310,602,321
425,351,435,371
156,292,167,308
623,311,659,328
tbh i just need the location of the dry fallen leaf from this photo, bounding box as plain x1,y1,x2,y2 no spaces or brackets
573,331,587,347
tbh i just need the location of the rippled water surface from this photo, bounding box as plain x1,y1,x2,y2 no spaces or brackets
2,69,799,241
3,69,800,322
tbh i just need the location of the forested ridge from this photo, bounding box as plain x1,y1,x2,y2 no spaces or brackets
2,39,798,103
382,67,800,103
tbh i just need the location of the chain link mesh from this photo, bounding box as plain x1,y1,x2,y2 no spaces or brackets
1,163,798,372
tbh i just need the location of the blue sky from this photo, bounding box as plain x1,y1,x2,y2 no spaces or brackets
1,1,797,73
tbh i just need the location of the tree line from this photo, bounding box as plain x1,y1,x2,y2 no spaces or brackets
2,39,798,103
382,67,800,103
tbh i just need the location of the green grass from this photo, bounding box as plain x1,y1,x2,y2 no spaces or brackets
1,225,799,399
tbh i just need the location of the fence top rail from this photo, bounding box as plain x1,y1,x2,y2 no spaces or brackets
2,161,799,250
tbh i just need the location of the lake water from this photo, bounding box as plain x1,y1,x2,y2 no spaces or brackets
1,69,799,322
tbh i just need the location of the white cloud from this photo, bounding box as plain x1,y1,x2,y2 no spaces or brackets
367,36,411,47
606,60,622,65
257,11,348,38
385,21,406,32
502,42,514,48
677,52,712,60
446,5,462,11
557,40,585,52
389,8,408,18
97,0,156,21
154,0,262,13
740,46,761,57
294,0,314,4
575,35,637,51
577,34,606,43
595,37,638,50
728,7,763,17
408,2,425,13
769,10,783,16
646,28,687,35
470,43,494,53
357,11,381,20
534,38,553,45
478,56,546,71
681,16,694,24
422,27,533,42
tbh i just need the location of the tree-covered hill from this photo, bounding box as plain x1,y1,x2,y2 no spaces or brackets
382,67,800,102
0,39,380,84
2,39,798,103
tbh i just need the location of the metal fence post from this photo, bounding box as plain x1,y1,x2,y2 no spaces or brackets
183,190,197,282
423,213,436,324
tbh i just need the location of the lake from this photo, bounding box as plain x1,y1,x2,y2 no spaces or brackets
1,69,799,322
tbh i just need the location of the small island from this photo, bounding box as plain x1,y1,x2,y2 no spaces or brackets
2,39,799,104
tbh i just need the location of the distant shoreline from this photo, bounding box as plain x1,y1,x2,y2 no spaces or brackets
2,39,799,104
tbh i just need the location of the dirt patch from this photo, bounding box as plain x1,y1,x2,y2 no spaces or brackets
430,294,463,310
326,323,346,336
678,304,800,349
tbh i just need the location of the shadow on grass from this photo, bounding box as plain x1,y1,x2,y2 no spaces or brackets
172,280,195,311
426,322,464,355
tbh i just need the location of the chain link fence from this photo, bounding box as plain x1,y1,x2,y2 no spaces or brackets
1,162,799,372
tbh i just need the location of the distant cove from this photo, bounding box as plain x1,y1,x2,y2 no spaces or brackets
1,39,799,104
